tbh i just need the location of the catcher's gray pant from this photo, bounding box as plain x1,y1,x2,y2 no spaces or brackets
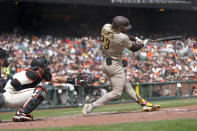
92,59,138,108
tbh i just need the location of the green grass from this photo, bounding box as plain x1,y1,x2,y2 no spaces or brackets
2,119,197,131
1,97,197,121
1,98,197,131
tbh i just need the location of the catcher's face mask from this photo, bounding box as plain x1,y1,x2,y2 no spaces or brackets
38,66,52,81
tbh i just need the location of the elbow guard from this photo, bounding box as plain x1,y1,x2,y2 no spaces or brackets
11,79,22,91
130,42,144,52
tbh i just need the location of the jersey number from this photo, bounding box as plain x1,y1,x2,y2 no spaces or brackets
101,35,110,50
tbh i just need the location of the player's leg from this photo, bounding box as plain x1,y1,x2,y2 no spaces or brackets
124,79,138,101
82,75,125,115
82,60,126,115
3,88,35,108
13,86,47,122
83,61,126,115
124,80,160,111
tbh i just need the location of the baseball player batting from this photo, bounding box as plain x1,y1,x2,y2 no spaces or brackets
82,16,161,115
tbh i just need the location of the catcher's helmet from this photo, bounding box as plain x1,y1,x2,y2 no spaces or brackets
31,57,49,69
112,16,132,30
0,48,9,59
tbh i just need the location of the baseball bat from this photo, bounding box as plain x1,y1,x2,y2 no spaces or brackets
128,35,182,42
150,36,182,42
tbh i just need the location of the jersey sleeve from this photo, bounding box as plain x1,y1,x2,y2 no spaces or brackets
122,34,134,49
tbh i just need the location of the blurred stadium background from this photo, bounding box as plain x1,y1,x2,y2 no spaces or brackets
0,0,197,111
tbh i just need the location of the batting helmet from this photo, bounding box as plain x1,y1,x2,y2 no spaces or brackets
31,57,49,70
112,16,132,30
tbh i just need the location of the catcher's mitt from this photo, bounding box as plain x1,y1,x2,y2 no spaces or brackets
76,73,93,86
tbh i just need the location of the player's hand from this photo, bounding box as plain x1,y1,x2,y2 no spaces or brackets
136,37,149,46
75,73,93,86
135,37,143,44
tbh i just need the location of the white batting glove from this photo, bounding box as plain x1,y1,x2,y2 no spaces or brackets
135,37,143,44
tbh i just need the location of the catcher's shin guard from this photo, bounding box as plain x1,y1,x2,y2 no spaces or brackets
13,86,47,122
23,86,47,114
13,86,46,122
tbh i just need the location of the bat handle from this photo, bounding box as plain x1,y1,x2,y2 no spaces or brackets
143,39,149,45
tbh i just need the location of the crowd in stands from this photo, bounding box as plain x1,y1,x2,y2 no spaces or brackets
0,32,197,86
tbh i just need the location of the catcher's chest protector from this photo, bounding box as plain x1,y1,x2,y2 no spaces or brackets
13,69,43,90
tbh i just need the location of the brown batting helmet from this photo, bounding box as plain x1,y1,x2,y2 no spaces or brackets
112,16,132,30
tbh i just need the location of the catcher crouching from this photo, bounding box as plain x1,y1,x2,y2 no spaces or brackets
0,57,92,122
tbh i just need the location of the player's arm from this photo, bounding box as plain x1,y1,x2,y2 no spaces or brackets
124,35,145,52
51,76,80,84
51,76,68,83
51,73,92,86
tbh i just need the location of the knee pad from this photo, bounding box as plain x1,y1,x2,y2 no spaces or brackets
33,86,47,99
0,93,5,107
22,86,47,114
